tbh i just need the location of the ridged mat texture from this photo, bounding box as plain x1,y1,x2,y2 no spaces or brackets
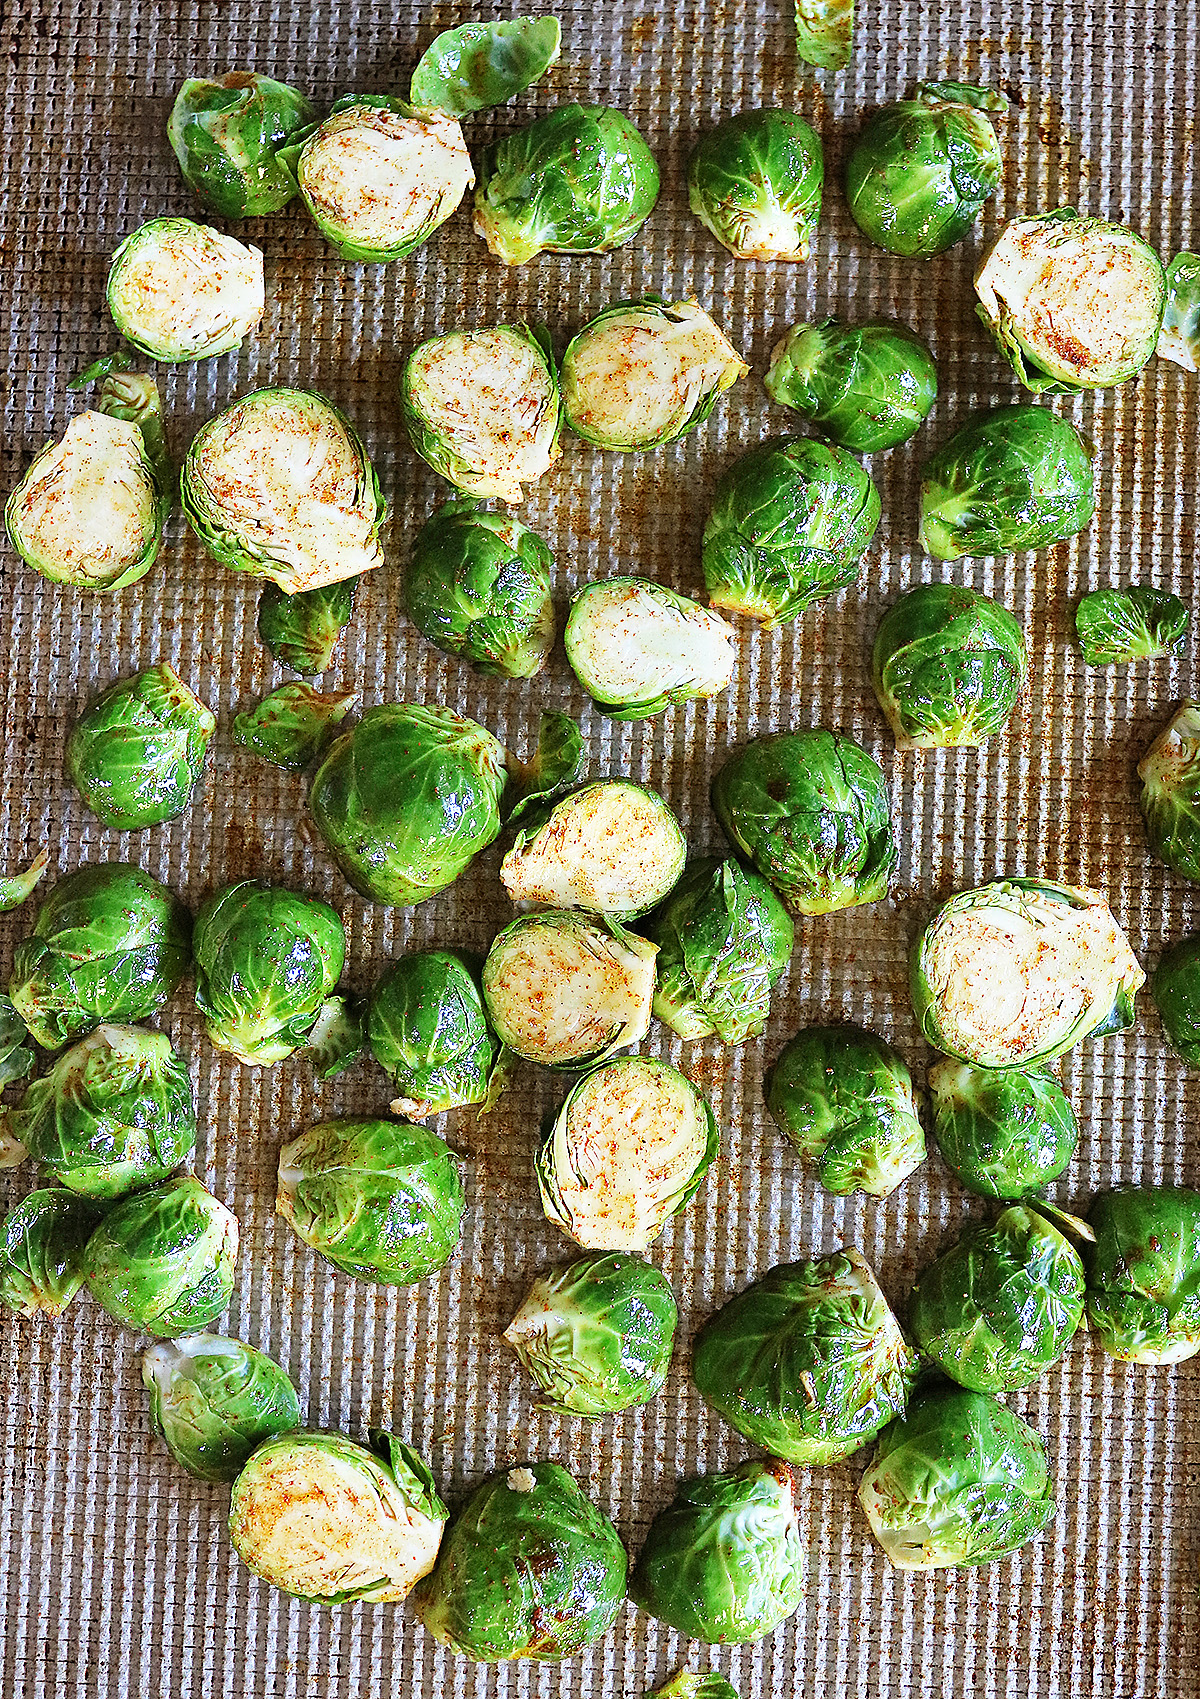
0,1,1197,1695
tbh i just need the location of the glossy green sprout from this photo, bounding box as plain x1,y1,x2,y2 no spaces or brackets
143,1332,301,1481
872,583,1028,749
564,577,736,719
0,995,35,1096
232,684,356,772
0,1188,102,1318
410,16,561,115
366,950,505,1119
501,780,686,920
106,217,264,361
66,663,215,828
168,73,315,218
1083,1186,1200,1363
1139,703,1200,882
1074,586,1188,666
257,578,358,676
928,1058,1079,1197
688,108,823,260
1158,251,1200,372
83,1174,238,1336
765,317,937,452
1152,934,1200,1065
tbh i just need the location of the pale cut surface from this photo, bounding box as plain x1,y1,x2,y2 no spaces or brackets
110,223,264,357
409,328,559,501
484,919,657,1065
300,107,472,251
568,580,736,704
500,782,684,914
13,412,155,578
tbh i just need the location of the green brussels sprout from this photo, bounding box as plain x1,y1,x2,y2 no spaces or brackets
303,992,366,1080
277,1117,463,1285
105,217,264,361
793,0,854,69
645,855,794,1045
564,577,736,719
647,1673,740,1699
366,950,505,1119
975,210,1167,393
503,1251,677,1416
688,108,822,262
66,663,216,829
537,1056,718,1253
712,728,896,916
911,877,1143,1068
410,16,562,116
846,83,1006,258
167,73,315,218
630,1457,805,1646
561,297,747,451
230,1428,448,1603
1152,934,1200,1065
871,583,1028,750
505,711,586,828
1074,586,1188,666
764,317,937,452
0,848,48,915
857,1379,1055,1568
401,323,561,504
0,994,35,1096
918,404,1096,561
8,863,192,1050
701,436,881,628
142,1332,301,1481
502,780,686,920
0,1188,103,1318
232,683,356,772
910,1205,1085,1392
693,1250,917,1464
1158,251,1200,373
309,702,508,905
413,1460,627,1661
257,578,358,677
473,103,660,265
403,500,555,678
928,1058,1078,1198
1083,1186,1200,1363
765,1024,926,1198
1138,703,1200,882
83,1174,238,1336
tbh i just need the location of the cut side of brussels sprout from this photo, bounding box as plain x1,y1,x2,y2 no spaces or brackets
564,576,736,719
1083,1186,1200,1363
872,583,1028,750
765,317,937,452
257,577,358,677
83,1174,238,1337
1074,586,1188,666
233,683,356,772
1138,703,1200,882
501,780,686,920
168,72,314,219
143,1333,301,1481
106,217,264,362
367,950,504,1119
1158,252,1200,373
67,662,215,829
0,1188,103,1318
689,108,823,261
1152,934,1200,1065
794,0,854,69
928,1058,1078,1197
410,16,562,116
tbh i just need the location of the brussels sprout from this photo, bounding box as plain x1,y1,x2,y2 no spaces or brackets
230,1428,448,1603
701,436,881,628
502,781,686,920
105,217,264,362
257,578,358,677
918,404,1096,561
404,500,555,678
688,108,822,261
366,949,504,1119
928,1059,1078,1198
142,1332,301,1481
1138,703,1200,882
871,583,1028,750
66,663,215,829
1074,586,1188,666
564,577,736,719
911,877,1144,1068
712,728,895,916
765,1024,926,1198
693,1250,916,1464
1158,251,1200,373
645,856,794,1045
1083,1186,1200,1363
537,1057,718,1253
410,16,561,116
309,702,507,905
858,1380,1055,1568
975,210,1167,393
846,83,1006,258
413,1461,627,1661
765,317,937,452
794,0,853,69
277,1117,463,1285
505,711,586,828
232,683,356,772
1152,934,1200,1065
473,103,660,265
0,848,48,914
303,993,366,1080
0,995,35,1096
0,1188,103,1318
83,1174,238,1336
401,323,561,504
79,364,176,498
647,1675,740,1699
503,1251,677,1416
8,863,192,1051
630,1457,805,1646
167,73,315,218
561,297,747,452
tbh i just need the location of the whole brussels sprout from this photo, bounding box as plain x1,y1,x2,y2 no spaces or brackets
105,217,264,361
765,1024,926,1198
702,436,880,627
309,702,507,905
257,577,358,677
413,1461,627,1661
503,1251,677,1416
765,318,937,452
0,1188,103,1318
142,1332,301,1481
645,855,794,1045
1083,1186,1200,1364
858,1379,1055,1568
409,16,561,115
793,0,853,69
693,1250,917,1464
846,83,1006,258
1074,585,1188,667
1152,934,1200,1065
230,1428,448,1603
1138,703,1200,882
83,1174,238,1336
688,108,822,261
928,1058,1078,1197
232,683,356,772
871,583,1028,750
167,72,315,218
918,404,1096,561
501,780,686,920
366,950,505,1119
712,728,896,915
276,1117,463,1285
564,577,736,719
8,863,192,1051
1158,251,1200,373
473,103,659,265
66,663,215,829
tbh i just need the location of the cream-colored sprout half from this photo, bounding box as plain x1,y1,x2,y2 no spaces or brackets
300,106,472,253
11,412,157,584
485,916,657,1066
1137,702,1200,797
109,222,264,360
569,579,736,707
409,328,560,502
500,782,685,916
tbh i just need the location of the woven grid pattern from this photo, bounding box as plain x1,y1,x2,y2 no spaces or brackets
1,1,1198,1694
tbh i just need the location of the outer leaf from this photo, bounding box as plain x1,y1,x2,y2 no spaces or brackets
1075,586,1188,666
794,0,853,70
411,17,561,117
0,848,48,913
647,1676,741,1699
0,996,35,1095
1158,252,1200,372
233,684,357,772
257,578,358,676
505,712,585,826
305,995,366,1080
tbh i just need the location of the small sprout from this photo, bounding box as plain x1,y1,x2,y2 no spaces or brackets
765,318,937,453
304,995,366,1080
83,1174,238,1336
872,583,1028,750
1158,251,1200,373
105,217,264,361
645,1674,741,1699
564,576,736,719
1139,702,1200,882
0,1188,103,1318
928,1059,1079,1198
1075,586,1188,667
366,950,504,1119
66,663,215,828
0,848,48,913
257,578,358,677
1152,933,1200,1065
232,683,356,772
1083,1186,1200,1363
504,711,586,828
501,780,686,920
0,996,35,1094
410,16,561,116
168,73,316,218
794,0,854,70
142,1333,302,1481
688,108,823,261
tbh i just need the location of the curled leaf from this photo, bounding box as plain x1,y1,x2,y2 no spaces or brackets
305,994,366,1079
233,684,357,772
0,849,48,913
504,711,585,826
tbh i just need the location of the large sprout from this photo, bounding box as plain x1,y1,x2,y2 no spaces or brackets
688,108,823,261
1138,703,1200,882
168,73,316,218
105,217,264,361
0,1188,102,1319
501,780,686,920
1158,251,1200,372
257,578,358,677
871,583,1028,750
83,1174,238,1337
765,318,937,452
142,1333,301,1481
1152,934,1200,1065
232,683,356,772
366,950,505,1119
1074,586,1188,667
66,663,215,829
564,577,736,719
1083,1186,1200,1364
928,1059,1078,1197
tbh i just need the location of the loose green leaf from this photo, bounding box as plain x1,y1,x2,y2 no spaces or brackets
69,347,134,388
411,16,561,117
305,994,366,1079
1075,586,1189,667
0,1188,104,1317
647,1676,740,1699
0,848,48,913
794,0,854,70
505,711,585,826
1158,252,1200,373
233,684,357,772
257,578,359,676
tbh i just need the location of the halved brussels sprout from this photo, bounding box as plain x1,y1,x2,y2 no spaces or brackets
688,108,822,261
168,73,315,218
501,780,685,920
928,1059,1078,1198
1083,1186,1200,1363
0,994,35,1096
911,878,1144,1067
537,1056,718,1253
564,577,736,719
1158,251,1200,373
366,949,505,1119
257,577,358,677
765,317,937,452
1138,703,1200,882
794,0,853,69
106,217,264,361
232,683,356,772
413,1461,627,1661
702,436,880,628
83,1174,238,1336
975,210,1167,392
1152,934,1200,1065
505,711,586,828
230,1429,447,1603
766,1024,926,1198
143,1332,301,1481
410,16,562,116
872,583,1028,750
66,663,215,829
1075,586,1188,666
694,1250,917,1464
503,1251,677,1415
0,1188,102,1318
